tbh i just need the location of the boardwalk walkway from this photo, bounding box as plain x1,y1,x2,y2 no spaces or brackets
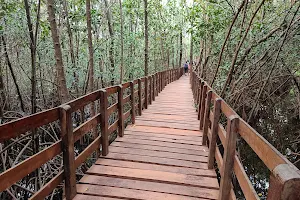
74,76,220,200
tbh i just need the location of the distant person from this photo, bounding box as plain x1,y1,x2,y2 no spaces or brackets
184,61,189,75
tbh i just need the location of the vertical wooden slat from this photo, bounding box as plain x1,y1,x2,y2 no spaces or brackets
197,82,204,120
100,89,108,156
208,98,222,169
196,80,201,104
59,105,76,200
117,85,124,137
219,116,239,200
202,90,212,146
130,81,136,124
152,75,155,101
149,76,152,105
145,77,148,109
199,85,207,130
138,79,142,115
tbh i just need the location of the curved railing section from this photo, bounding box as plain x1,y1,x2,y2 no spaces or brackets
190,71,300,200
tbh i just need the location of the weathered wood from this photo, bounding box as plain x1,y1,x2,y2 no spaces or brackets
197,82,204,120
267,164,300,200
0,141,61,192
67,90,100,112
208,98,222,169
117,85,124,137
106,86,118,95
0,107,59,142
108,120,119,135
123,94,131,104
75,136,101,168
149,76,152,104
199,85,207,130
107,102,118,116
124,109,131,120
219,116,239,200
152,75,155,101
73,113,100,142
30,171,64,200
122,81,130,89
60,105,77,199
100,89,109,156
138,78,142,115
130,81,136,124
202,90,212,146
145,77,148,109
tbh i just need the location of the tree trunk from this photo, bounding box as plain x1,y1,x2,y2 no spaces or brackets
144,0,149,76
119,0,124,83
46,0,70,103
62,0,79,97
1,35,25,112
104,0,115,85
179,31,183,68
86,0,94,93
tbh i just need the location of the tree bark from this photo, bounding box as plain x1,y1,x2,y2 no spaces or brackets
104,0,115,85
86,0,94,93
119,0,124,83
1,35,25,112
179,31,183,68
46,0,70,103
144,0,149,76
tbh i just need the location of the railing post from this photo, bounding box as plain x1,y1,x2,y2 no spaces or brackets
138,79,142,115
152,75,155,101
267,164,300,200
59,105,76,200
196,80,201,104
197,81,204,120
219,115,239,200
199,85,207,130
208,98,222,169
100,89,108,156
117,85,124,137
149,76,152,105
202,90,212,146
130,81,136,124
145,77,148,109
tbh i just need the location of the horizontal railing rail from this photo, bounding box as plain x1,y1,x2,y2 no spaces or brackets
190,71,300,200
0,68,184,200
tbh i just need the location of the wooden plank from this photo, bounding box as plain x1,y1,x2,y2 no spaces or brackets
0,107,59,142
111,142,208,156
135,117,199,126
87,165,219,189
120,134,202,146
124,130,202,142
122,81,130,89
75,136,101,168
239,119,286,171
109,146,207,162
126,125,202,136
73,113,100,142
115,137,206,151
100,89,109,156
80,175,219,199
138,78,142,115
219,116,239,200
60,105,77,199
123,110,131,120
135,120,199,131
130,81,136,124
67,90,100,112
123,94,131,104
202,90,212,145
77,184,208,200
30,171,64,200
0,140,61,192
95,159,216,177
107,102,118,116
103,152,208,169
106,86,118,95
108,120,119,135
117,85,124,137
73,194,121,200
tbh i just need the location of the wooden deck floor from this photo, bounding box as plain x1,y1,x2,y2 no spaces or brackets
74,76,220,200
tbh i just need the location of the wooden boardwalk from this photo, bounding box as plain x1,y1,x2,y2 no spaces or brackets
74,76,220,200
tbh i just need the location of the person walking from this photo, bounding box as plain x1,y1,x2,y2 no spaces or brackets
184,61,189,75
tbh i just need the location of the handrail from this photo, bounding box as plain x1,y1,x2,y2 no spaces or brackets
0,68,184,199
190,71,300,200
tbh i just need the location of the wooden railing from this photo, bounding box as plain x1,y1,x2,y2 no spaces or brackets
0,68,183,200
190,71,300,200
